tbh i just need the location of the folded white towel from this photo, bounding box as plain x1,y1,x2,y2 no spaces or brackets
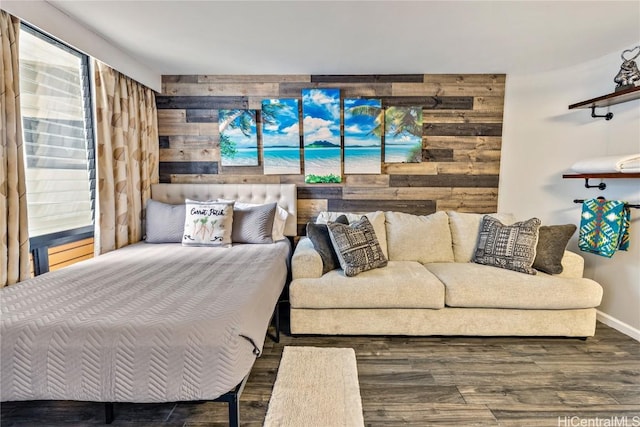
619,159,640,172
571,154,640,173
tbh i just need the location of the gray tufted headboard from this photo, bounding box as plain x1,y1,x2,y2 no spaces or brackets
151,183,297,236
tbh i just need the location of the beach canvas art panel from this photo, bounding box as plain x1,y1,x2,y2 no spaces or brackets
344,98,382,174
261,99,301,175
218,109,259,166
302,88,342,183
384,106,423,163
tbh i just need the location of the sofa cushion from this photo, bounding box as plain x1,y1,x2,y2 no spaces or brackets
290,261,445,309
448,211,516,263
426,262,603,310
316,211,388,258
385,211,454,263
533,224,577,274
306,215,349,274
473,216,541,275
328,216,388,277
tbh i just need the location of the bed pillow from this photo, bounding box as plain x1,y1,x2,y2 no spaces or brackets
221,200,289,241
232,202,277,244
269,205,289,241
327,216,388,277
182,199,234,247
533,224,577,274
473,216,541,275
306,215,349,274
145,199,186,243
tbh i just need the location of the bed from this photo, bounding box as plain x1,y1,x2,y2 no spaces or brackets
0,183,297,426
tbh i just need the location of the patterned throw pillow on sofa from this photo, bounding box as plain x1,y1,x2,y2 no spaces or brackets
327,216,388,277
182,199,234,247
473,216,541,275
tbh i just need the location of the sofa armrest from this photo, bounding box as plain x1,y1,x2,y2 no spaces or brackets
555,250,585,278
292,237,323,280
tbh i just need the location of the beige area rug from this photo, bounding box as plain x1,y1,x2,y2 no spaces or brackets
263,346,365,427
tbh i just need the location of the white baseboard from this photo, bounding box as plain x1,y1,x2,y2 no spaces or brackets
597,310,640,342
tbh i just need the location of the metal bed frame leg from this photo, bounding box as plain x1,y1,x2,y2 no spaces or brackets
229,394,240,427
267,300,281,343
105,402,114,424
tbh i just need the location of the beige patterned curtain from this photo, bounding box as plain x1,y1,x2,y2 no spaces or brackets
0,11,29,287
94,60,158,255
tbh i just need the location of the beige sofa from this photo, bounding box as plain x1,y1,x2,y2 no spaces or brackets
289,211,603,337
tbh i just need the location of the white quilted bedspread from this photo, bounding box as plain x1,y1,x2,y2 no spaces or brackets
1,241,290,403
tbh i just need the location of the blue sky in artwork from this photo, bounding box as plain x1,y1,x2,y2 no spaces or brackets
261,99,300,147
218,110,257,148
344,98,381,147
302,88,341,145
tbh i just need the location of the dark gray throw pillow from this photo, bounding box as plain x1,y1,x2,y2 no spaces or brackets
145,199,186,243
533,224,577,274
232,202,277,244
306,215,349,274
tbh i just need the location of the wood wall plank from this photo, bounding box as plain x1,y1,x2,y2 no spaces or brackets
198,75,311,83
171,174,281,184
312,74,424,83
329,199,436,215
159,148,217,162
157,74,505,232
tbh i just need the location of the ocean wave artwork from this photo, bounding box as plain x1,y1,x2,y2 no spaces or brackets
219,109,258,166
262,99,301,175
384,106,423,163
344,98,382,174
302,88,342,183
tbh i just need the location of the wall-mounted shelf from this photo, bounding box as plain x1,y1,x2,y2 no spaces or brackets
568,86,640,120
562,172,640,190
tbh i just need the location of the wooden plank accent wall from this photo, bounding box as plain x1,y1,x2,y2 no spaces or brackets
158,74,505,234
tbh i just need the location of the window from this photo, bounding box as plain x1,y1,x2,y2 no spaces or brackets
19,25,95,274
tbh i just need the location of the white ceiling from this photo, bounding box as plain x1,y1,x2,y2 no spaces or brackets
26,1,640,77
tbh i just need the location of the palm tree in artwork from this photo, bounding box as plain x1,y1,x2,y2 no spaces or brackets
384,106,422,139
219,109,257,159
261,101,288,127
348,103,384,137
347,105,422,139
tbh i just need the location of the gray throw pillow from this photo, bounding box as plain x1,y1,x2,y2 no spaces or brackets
145,199,186,243
232,202,277,244
327,216,388,277
473,216,541,275
306,215,349,274
533,224,577,274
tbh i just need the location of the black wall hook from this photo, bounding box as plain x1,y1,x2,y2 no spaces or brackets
590,106,613,120
584,177,606,190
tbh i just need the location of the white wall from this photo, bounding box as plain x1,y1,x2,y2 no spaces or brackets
1,1,161,92
500,50,640,340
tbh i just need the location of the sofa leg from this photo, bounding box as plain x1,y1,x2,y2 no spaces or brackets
578,337,588,341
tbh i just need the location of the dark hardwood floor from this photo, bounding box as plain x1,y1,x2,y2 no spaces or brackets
2,312,639,426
